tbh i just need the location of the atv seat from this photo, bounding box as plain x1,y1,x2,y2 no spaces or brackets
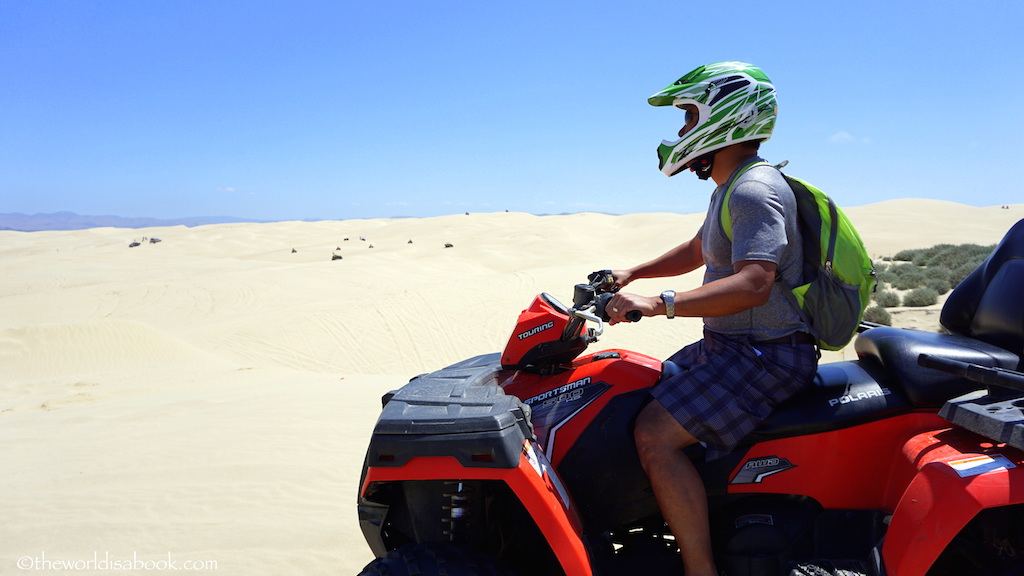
746,359,912,444
854,218,1024,407
853,328,1018,407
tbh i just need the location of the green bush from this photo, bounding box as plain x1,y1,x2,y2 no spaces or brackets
923,265,953,281
893,249,917,262
925,278,951,295
877,271,898,286
903,287,939,307
881,243,994,289
884,262,922,290
923,243,993,269
873,290,901,307
951,261,982,287
912,244,956,266
893,269,927,290
863,306,892,326
889,262,919,274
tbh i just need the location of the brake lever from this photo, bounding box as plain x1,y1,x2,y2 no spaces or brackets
587,270,619,293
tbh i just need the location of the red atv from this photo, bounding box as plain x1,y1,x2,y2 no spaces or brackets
357,220,1024,576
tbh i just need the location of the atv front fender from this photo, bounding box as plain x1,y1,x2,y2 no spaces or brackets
362,448,593,576
358,353,594,575
883,427,1024,576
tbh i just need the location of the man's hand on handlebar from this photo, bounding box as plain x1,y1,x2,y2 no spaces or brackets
608,269,634,292
605,291,660,324
587,269,636,294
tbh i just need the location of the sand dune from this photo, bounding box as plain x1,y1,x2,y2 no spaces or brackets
1,201,1020,574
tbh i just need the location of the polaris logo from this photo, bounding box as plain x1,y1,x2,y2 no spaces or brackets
828,387,891,407
517,320,555,340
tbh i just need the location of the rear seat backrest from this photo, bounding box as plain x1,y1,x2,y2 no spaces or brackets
940,219,1024,367
854,219,1024,407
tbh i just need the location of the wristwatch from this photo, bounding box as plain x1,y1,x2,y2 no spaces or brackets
661,290,676,319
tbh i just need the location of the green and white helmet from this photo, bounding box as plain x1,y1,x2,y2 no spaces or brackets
649,61,778,177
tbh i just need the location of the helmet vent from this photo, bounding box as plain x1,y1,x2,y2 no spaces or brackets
708,76,749,106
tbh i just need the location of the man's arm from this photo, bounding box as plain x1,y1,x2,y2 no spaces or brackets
606,259,776,323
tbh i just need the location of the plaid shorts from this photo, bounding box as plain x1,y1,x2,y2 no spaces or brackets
651,328,818,460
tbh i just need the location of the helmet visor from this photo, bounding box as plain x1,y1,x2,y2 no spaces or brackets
660,102,708,146
682,106,697,127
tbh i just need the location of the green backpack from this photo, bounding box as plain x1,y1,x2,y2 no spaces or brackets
721,162,876,351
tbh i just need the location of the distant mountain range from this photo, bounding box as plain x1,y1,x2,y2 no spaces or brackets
1,210,618,231
0,212,267,231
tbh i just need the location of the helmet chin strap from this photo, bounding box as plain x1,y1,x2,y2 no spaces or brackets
688,151,716,180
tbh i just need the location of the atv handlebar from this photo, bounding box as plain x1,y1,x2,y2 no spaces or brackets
585,270,642,323
594,293,642,323
558,271,642,344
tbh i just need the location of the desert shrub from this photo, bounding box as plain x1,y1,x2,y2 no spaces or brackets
923,265,953,281
889,262,919,275
863,306,892,326
911,244,955,266
924,244,993,269
893,269,927,290
884,262,924,289
925,278,951,295
873,290,901,307
877,270,899,286
882,243,994,290
893,249,917,262
951,261,981,287
903,287,939,307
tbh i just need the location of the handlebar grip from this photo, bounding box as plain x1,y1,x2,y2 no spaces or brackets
595,293,613,322
595,293,643,322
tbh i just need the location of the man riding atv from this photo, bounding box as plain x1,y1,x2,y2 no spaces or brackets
605,61,817,576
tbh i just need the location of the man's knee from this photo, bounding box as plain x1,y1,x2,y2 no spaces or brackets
634,400,699,455
633,402,662,451
635,401,681,448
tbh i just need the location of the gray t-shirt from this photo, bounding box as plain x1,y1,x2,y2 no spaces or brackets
699,157,807,340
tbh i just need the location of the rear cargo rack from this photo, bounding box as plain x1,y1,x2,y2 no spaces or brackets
922,354,1024,451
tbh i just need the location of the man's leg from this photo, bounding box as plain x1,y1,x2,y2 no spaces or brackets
634,400,717,576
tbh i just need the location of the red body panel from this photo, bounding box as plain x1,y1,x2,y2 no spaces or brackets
727,412,1024,575
881,428,1024,576
361,444,593,576
501,294,578,368
728,412,947,510
500,349,662,465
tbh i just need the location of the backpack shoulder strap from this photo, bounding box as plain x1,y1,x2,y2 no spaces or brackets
719,160,771,241
782,174,837,272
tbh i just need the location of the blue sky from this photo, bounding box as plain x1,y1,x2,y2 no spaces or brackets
2,1,1021,221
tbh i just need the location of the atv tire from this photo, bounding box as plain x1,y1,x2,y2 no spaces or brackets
788,560,868,576
357,542,517,576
